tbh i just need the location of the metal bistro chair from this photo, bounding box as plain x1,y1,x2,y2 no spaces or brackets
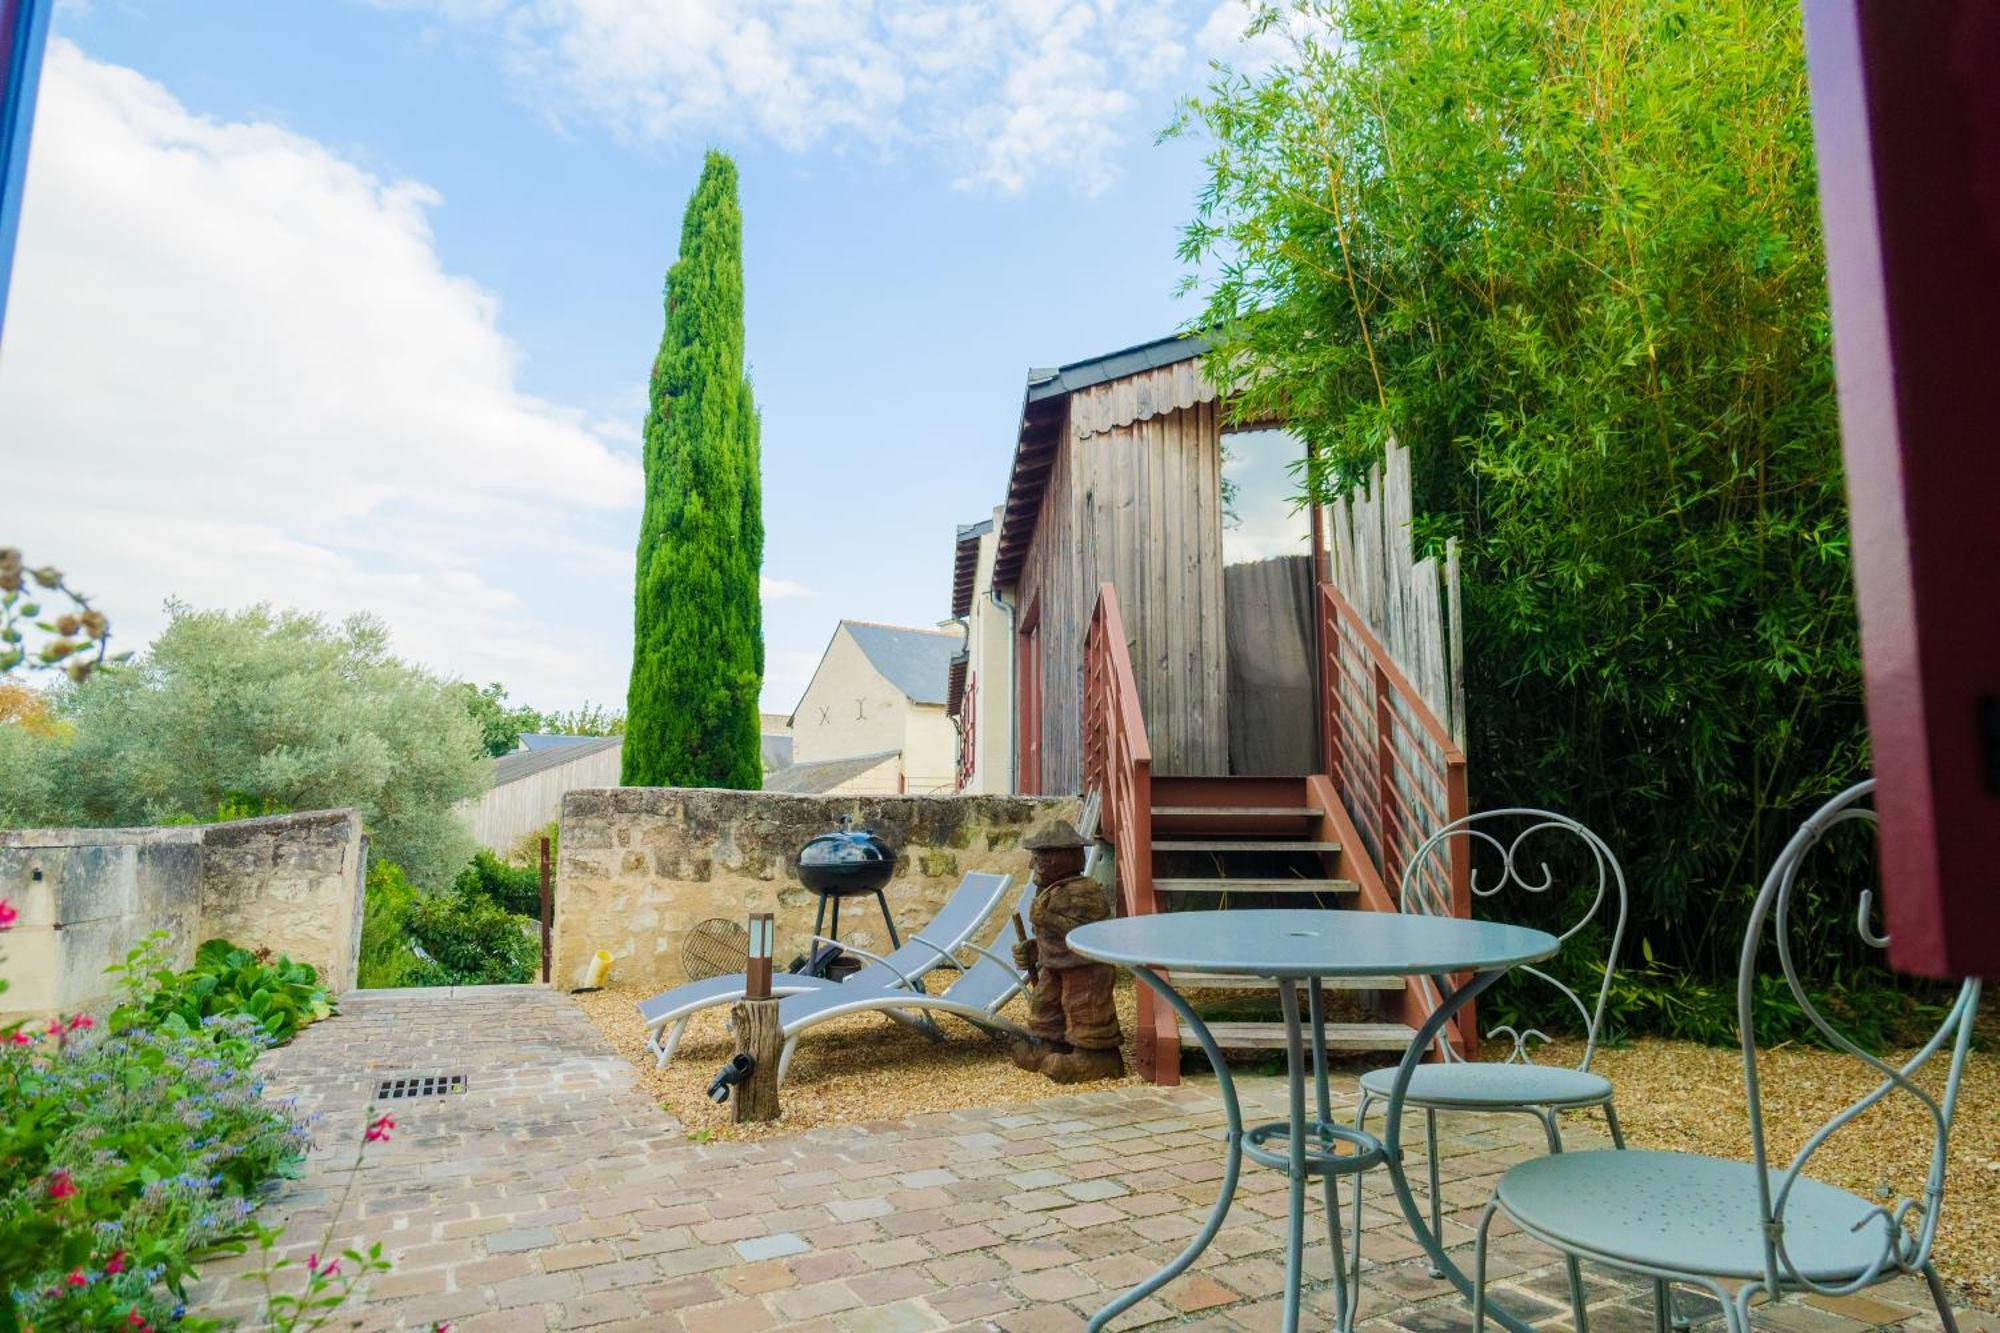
1473,779,1983,1333
1354,809,1629,1326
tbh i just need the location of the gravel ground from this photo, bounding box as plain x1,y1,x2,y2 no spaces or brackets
573,980,1144,1143
1542,1029,1999,1307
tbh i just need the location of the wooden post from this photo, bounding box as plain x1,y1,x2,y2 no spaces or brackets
732,913,780,1123
1373,661,1397,881
538,836,552,984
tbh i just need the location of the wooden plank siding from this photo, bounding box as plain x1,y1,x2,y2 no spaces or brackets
456,743,623,853
1018,391,1229,792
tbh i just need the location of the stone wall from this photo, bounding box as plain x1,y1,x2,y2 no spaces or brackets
554,787,1078,992
196,811,367,994
0,809,366,1019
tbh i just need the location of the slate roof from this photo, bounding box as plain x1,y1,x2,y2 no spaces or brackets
519,732,601,752
490,735,622,786
1022,330,1211,404
841,621,962,706
762,750,900,795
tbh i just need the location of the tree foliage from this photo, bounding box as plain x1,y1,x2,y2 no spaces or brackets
456,680,547,757
624,150,764,790
1176,0,1864,980
456,682,625,757
0,603,488,888
0,547,121,681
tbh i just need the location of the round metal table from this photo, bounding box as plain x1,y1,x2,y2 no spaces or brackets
1067,910,1559,1333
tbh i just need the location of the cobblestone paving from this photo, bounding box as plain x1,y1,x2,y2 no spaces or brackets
195,986,1988,1333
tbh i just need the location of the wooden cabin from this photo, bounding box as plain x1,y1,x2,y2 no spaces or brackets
972,334,1324,793
948,332,1476,1085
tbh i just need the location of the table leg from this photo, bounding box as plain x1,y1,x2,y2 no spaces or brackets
1309,979,1358,1330
1279,981,1309,1331
1087,965,1243,1333
1381,968,1542,1333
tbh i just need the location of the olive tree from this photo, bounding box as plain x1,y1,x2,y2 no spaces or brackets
0,603,488,888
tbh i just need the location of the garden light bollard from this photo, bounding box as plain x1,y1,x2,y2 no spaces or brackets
731,912,781,1123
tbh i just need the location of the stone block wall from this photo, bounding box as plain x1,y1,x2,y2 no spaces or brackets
0,809,366,1019
196,811,367,995
554,787,1078,992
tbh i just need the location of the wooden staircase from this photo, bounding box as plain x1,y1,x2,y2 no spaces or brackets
1083,580,1472,1086
1148,775,1420,1065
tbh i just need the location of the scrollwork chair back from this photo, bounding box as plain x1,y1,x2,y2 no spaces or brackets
1400,809,1628,1067
1738,779,1983,1301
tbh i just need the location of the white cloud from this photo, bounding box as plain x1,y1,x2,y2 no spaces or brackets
759,575,812,602
1194,1,1337,75
0,41,648,706
372,0,1269,194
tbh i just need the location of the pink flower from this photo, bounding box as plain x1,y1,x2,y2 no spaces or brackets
0,899,16,930
364,1114,395,1143
66,1013,94,1032
104,1250,127,1275
48,1169,77,1202
9,1031,31,1046
127,1309,150,1330
64,1270,86,1288
45,1020,61,1037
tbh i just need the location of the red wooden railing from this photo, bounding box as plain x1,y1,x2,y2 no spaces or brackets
1081,584,1172,1078
1084,579,1472,1081
1316,580,1469,912
1317,578,1472,1050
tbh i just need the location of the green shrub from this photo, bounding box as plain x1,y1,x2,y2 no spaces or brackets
405,890,538,986
454,848,541,917
505,821,558,874
360,859,537,988
2,939,310,1329
107,937,333,1060
357,860,425,989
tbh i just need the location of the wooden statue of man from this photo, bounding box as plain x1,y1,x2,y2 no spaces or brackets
1010,819,1124,1083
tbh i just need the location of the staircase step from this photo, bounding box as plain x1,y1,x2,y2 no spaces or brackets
1153,840,1341,853
1187,1021,1420,1052
1154,877,1357,895
1165,972,1401,992
1151,806,1319,818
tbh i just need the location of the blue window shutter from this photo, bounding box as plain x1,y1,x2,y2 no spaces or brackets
0,0,54,347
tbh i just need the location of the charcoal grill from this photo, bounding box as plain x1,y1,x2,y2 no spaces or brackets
796,815,901,953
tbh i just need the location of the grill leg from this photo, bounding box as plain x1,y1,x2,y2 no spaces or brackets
829,895,841,944
872,888,903,949
812,893,829,942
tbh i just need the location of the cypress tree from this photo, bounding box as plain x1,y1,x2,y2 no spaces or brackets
623,151,764,789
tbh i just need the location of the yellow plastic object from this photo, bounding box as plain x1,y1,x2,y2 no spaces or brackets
583,949,613,989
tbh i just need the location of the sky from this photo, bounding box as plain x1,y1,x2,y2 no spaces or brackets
1,0,1287,715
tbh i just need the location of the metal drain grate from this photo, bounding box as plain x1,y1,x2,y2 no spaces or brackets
375,1073,467,1101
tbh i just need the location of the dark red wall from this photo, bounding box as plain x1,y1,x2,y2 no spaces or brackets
1803,0,2000,979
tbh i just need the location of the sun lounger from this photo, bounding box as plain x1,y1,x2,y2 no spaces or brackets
773,879,1037,1086
636,869,1013,1068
